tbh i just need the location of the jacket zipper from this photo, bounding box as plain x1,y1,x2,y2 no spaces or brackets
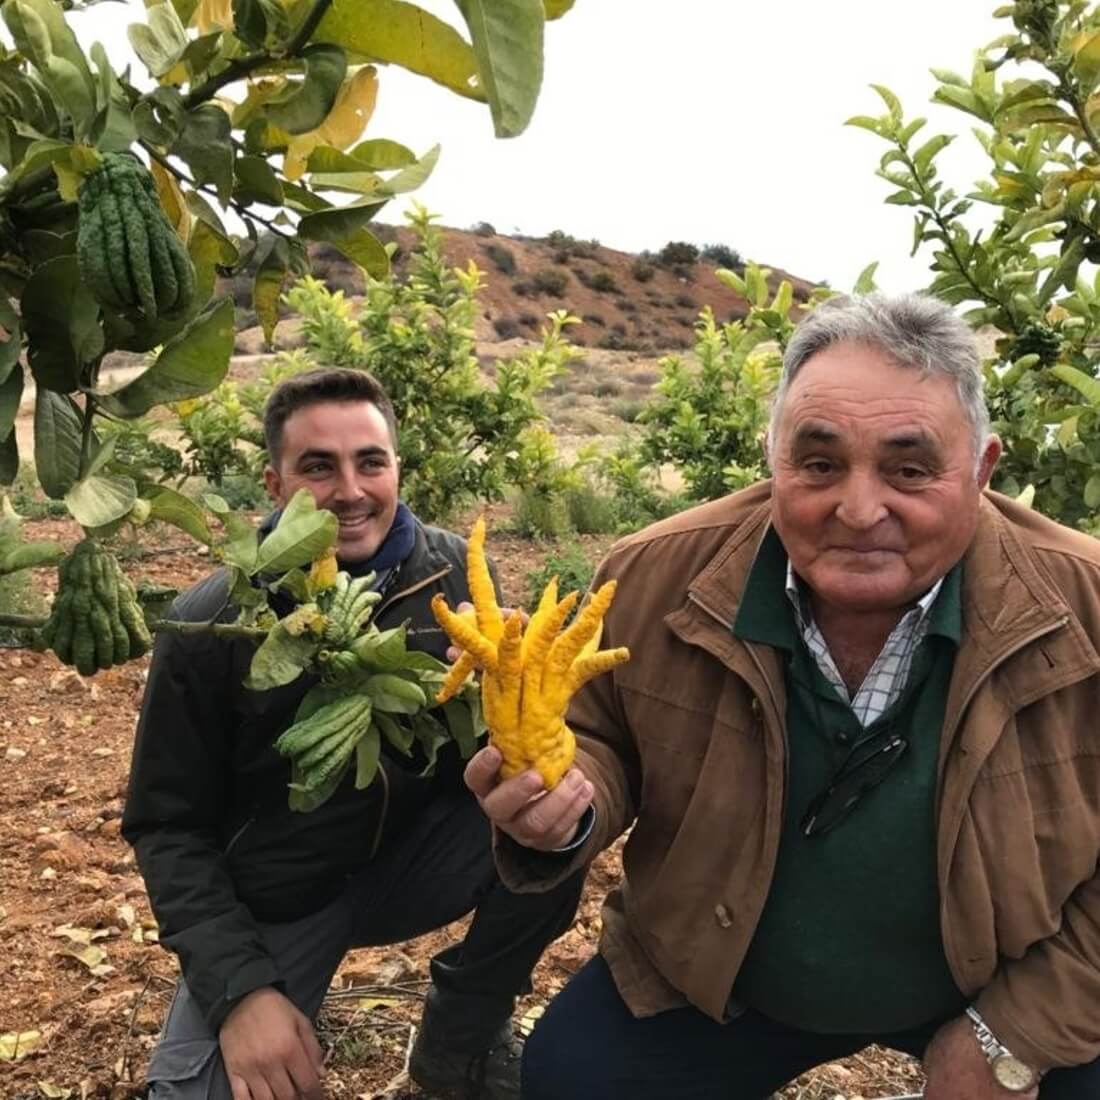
224,816,254,856
375,564,453,618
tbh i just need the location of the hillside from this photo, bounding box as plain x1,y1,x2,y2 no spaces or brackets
223,223,818,356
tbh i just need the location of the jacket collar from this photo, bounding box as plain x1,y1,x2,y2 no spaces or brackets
681,487,1099,729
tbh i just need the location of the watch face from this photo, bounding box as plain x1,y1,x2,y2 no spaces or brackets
993,1055,1036,1091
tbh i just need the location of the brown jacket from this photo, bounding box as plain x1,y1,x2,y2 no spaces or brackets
498,483,1100,1071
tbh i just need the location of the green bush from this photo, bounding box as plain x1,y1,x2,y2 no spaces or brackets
658,241,699,267
280,208,581,523
631,259,656,283
524,542,595,616
513,487,573,538
564,484,620,534
587,271,618,294
701,243,743,269
532,268,569,296
493,316,521,339
483,243,517,275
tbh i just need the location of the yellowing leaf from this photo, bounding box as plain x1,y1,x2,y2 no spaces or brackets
192,0,232,32
62,944,107,971
150,159,192,241
284,67,379,181
0,1030,43,1060
38,1082,73,1098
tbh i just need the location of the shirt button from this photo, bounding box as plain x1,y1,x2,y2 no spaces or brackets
836,731,852,745
714,904,733,929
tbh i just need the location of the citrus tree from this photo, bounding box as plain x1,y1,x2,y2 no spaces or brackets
0,0,576,801
849,0,1100,533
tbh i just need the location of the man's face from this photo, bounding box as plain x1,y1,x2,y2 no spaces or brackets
769,341,1001,616
264,400,399,563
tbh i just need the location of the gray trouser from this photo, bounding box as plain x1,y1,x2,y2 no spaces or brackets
145,790,585,1098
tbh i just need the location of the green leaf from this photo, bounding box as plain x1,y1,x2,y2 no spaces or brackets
454,0,544,137
99,299,235,418
314,0,484,102
543,0,574,16
354,725,381,788
189,217,240,313
33,390,82,499
65,472,137,528
253,234,291,346
364,672,426,714
0,366,23,442
4,0,96,139
441,697,482,757
266,44,347,134
375,711,414,755
912,134,952,174
870,83,902,124
853,262,879,295
205,494,259,573
380,143,440,194
21,255,104,393
845,114,885,136
234,155,284,205
255,488,338,575
349,138,416,169
245,616,322,690
133,86,185,147
128,2,189,78
298,218,389,278
1085,474,1100,511
171,105,234,203
147,485,214,543
410,710,449,774
1051,363,1100,407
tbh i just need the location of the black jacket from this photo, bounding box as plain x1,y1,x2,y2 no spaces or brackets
122,519,486,1032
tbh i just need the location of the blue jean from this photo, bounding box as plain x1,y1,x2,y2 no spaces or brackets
522,954,1100,1100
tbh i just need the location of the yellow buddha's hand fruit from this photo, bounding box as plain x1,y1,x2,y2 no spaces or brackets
431,516,629,788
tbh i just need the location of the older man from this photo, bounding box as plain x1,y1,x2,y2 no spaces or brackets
467,295,1100,1098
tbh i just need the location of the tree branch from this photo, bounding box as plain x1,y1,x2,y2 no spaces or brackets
0,611,268,641
140,141,292,239
182,0,336,110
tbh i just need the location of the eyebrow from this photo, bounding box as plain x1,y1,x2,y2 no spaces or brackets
295,446,391,465
880,430,939,452
791,423,840,447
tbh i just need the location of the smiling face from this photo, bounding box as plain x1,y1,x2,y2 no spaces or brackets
264,399,399,563
769,341,1001,616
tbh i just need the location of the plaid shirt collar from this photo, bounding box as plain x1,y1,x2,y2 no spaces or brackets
785,563,945,727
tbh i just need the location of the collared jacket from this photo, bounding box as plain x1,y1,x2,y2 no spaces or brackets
498,483,1100,1071
122,518,481,1033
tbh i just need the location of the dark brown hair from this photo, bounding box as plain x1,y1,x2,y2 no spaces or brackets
263,368,399,466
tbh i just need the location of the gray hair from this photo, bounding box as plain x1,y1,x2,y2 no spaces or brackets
767,293,991,460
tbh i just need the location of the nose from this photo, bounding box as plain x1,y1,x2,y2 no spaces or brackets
331,462,365,503
834,472,888,531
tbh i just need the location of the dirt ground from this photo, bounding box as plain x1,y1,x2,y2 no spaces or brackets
0,513,924,1100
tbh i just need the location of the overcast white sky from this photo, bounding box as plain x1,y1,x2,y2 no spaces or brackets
68,1,1006,293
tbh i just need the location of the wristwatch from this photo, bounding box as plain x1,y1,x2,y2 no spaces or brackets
966,1006,1040,1092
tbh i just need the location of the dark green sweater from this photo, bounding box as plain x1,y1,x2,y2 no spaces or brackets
730,528,966,1033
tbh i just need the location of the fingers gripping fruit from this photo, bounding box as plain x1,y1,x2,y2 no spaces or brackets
38,541,152,675
76,153,196,321
431,517,630,789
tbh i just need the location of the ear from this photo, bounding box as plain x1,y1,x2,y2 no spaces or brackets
263,464,284,505
976,435,1002,489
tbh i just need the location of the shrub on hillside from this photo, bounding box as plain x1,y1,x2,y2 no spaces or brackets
493,315,521,339
587,270,618,293
631,259,656,283
483,243,516,274
658,241,699,267
701,242,743,269
473,221,497,237
532,268,569,296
